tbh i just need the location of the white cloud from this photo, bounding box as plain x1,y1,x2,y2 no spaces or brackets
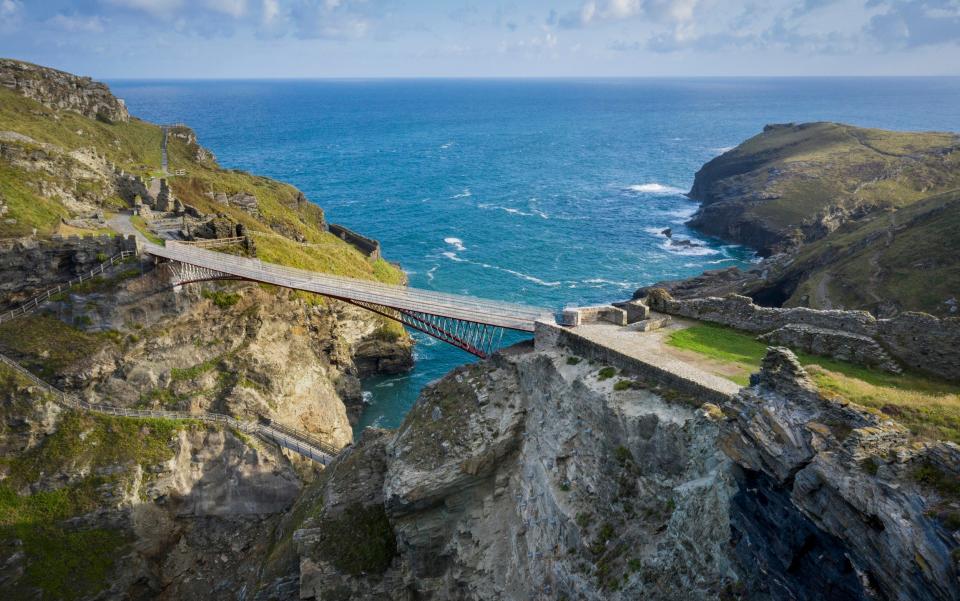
261,0,279,24
560,0,698,27
0,0,23,32
48,13,107,33
204,0,247,18
500,30,559,55
102,0,185,18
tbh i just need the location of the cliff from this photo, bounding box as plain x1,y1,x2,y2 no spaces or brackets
643,122,960,317
0,59,129,124
264,340,959,600
688,122,960,256
0,61,413,599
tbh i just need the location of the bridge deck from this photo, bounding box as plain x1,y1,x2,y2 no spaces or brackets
144,242,553,332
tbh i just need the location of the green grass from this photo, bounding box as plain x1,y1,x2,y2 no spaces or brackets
170,356,221,382
0,485,128,601
598,367,617,381
0,314,120,378
201,288,241,309
129,215,165,245
0,164,68,237
667,322,960,443
0,409,193,600
314,503,397,576
0,88,162,173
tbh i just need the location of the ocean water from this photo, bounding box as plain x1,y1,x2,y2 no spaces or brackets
110,77,960,436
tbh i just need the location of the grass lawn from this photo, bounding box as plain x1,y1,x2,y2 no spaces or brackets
667,322,960,443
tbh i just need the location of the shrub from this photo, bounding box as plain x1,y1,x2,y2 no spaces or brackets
598,367,616,380
613,379,632,391
201,289,241,309
566,356,582,365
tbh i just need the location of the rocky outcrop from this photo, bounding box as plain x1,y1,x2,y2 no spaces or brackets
288,347,741,600
687,122,960,256
0,59,129,123
268,339,959,601
666,124,960,318
721,348,960,600
0,369,300,600
0,234,138,304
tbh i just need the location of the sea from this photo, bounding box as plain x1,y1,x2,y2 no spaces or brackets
109,77,960,437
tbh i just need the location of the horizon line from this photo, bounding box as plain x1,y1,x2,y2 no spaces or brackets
102,74,960,82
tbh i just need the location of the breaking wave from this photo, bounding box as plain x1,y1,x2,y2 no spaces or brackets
626,183,686,195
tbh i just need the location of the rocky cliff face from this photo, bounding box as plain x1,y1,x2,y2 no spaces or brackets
272,341,959,601
0,366,301,600
0,59,129,124
643,124,960,317
687,122,960,256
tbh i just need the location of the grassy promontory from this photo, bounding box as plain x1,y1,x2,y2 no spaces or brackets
670,122,960,316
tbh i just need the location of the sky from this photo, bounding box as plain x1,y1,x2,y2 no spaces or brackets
0,0,959,78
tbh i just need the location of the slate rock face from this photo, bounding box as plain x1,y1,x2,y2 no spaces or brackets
0,59,130,123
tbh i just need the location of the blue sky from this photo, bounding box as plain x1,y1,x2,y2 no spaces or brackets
1,1,959,77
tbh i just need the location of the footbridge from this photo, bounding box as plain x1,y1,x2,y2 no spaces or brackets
145,241,554,358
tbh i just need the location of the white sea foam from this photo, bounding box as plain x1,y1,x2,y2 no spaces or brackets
664,206,698,224
583,278,634,289
491,265,561,287
713,146,735,154
362,391,373,404
441,250,560,286
644,226,669,236
444,237,466,251
479,203,535,217
426,265,437,283
440,141,453,149
659,241,720,257
452,188,472,199
628,183,686,195
706,258,736,264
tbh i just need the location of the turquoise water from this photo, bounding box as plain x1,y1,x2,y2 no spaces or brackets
110,77,960,435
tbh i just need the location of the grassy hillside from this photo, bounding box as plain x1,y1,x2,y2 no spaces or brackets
0,85,404,286
784,189,960,314
688,122,960,256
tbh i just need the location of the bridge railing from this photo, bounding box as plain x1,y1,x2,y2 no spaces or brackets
0,250,137,325
151,242,552,328
0,352,334,465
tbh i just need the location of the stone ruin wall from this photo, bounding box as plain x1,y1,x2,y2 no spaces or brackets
0,234,139,302
645,290,960,382
328,223,381,260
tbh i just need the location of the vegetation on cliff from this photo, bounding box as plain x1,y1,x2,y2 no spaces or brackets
667,322,960,443
677,122,960,316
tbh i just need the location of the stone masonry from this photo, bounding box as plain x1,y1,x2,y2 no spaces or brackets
644,289,960,381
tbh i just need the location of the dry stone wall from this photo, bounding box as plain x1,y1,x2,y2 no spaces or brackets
644,290,960,381
329,223,381,260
